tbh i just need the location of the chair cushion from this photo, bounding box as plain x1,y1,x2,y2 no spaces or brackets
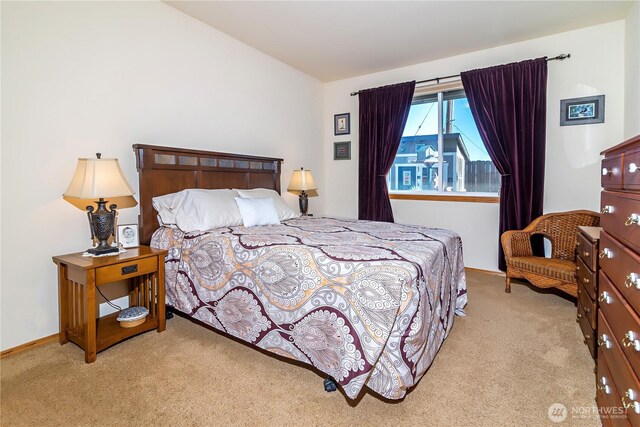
508,257,577,283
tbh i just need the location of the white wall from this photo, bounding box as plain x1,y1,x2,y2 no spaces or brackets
0,1,323,350
625,1,640,139
322,21,625,272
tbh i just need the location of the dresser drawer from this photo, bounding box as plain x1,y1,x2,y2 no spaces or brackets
600,272,640,381
597,348,630,427
599,311,640,427
578,230,598,271
600,231,640,314
95,256,158,286
577,256,598,300
603,154,624,190
601,192,640,253
578,282,597,330
625,148,640,191
579,302,596,358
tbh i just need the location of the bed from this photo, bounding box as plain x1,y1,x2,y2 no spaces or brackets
134,144,467,401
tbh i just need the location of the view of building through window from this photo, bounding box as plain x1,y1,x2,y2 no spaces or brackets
388,88,500,194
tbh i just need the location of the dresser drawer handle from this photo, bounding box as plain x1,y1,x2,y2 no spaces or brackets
582,251,590,258
626,213,640,226
598,334,612,349
625,273,640,289
622,389,640,414
598,291,612,304
630,163,638,173
577,312,583,319
599,248,612,259
582,277,590,284
601,205,613,214
602,167,611,176
623,331,640,351
597,376,611,394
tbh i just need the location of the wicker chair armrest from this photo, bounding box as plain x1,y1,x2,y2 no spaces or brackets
501,230,534,258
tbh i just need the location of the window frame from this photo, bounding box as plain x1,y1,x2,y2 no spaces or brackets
388,81,499,204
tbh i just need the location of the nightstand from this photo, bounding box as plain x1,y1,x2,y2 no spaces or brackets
575,225,602,359
52,246,167,363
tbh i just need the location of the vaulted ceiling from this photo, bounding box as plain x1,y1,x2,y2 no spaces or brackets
166,1,634,82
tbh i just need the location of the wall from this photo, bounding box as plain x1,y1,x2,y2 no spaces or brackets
0,2,323,350
322,21,625,271
625,1,640,139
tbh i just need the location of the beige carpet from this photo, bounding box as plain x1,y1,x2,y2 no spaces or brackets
1,271,600,426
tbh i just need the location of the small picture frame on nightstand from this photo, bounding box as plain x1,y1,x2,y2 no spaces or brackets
117,224,139,248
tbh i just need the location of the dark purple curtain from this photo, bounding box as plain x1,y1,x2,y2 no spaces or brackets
358,81,416,222
461,58,547,271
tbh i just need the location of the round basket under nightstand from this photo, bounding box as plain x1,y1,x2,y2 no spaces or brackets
117,306,149,328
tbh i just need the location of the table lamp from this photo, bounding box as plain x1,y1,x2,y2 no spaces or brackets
287,167,317,216
63,153,137,255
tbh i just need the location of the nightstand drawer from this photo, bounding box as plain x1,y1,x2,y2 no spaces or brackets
577,230,598,271
577,256,597,300
96,256,157,285
578,302,596,358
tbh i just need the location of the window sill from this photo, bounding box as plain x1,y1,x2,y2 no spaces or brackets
389,193,499,204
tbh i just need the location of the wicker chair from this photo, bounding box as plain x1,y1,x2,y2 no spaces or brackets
501,210,600,297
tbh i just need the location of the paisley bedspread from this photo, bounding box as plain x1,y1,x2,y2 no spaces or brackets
151,217,467,400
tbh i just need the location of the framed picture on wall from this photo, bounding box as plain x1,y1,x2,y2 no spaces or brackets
560,95,605,126
334,141,351,160
334,113,350,135
117,224,139,248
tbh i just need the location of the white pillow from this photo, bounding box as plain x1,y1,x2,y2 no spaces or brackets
152,191,186,226
236,188,299,221
173,189,243,232
234,197,281,227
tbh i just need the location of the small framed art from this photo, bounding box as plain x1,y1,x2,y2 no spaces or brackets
334,113,350,135
560,95,605,126
117,224,139,248
334,141,351,160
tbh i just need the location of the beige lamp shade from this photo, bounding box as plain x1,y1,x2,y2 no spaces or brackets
63,195,138,210
63,158,137,210
287,168,317,192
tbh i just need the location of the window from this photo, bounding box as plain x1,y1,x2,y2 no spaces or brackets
388,85,500,199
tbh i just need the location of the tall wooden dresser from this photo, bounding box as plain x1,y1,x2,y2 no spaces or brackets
597,134,640,426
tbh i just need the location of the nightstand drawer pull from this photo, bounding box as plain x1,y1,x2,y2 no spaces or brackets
122,264,138,275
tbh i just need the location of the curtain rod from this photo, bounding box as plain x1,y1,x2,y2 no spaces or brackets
349,53,571,96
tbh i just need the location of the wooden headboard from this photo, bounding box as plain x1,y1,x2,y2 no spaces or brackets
133,144,283,245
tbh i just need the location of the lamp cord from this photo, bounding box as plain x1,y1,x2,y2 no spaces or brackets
96,286,122,312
